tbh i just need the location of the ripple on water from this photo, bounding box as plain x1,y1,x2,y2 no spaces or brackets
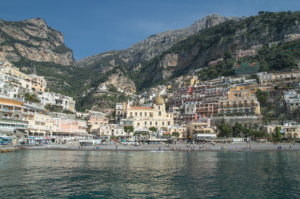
0,150,300,198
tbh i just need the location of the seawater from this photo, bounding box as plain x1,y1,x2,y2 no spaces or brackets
0,150,300,199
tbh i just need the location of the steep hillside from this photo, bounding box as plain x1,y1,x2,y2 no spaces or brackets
76,14,232,70
2,12,300,112
75,14,234,110
133,11,300,90
0,18,76,94
0,18,75,66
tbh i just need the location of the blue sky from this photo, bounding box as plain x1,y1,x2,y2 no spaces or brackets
1,0,300,60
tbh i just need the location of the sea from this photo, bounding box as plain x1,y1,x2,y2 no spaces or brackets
0,150,300,199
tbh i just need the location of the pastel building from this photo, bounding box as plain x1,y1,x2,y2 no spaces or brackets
122,96,174,131
87,111,109,134
257,71,300,85
218,88,261,116
264,121,300,139
0,97,28,134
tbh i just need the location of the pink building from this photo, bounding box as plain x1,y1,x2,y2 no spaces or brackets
52,117,87,136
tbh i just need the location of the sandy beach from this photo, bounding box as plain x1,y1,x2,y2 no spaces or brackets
19,142,300,152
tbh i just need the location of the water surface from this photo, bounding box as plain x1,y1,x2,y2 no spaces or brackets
0,150,300,198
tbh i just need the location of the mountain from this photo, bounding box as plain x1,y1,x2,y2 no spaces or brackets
0,17,76,94
76,14,233,71
0,18,75,66
133,11,300,89
2,12,300,112
74,14,234,110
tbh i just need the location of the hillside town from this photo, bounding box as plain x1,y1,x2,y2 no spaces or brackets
2,30,300,147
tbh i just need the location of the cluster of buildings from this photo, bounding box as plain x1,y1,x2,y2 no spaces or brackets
0,58,90,144
168,76,260,122
3,35,300,144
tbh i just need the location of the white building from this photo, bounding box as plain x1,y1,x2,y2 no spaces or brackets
283,90,300,111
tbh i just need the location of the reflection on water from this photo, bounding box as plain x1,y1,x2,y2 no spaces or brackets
0,151,300,198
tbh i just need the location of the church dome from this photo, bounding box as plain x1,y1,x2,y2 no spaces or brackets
154,96,165,105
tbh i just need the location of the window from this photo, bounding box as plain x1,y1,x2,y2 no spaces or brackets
144,121,147,125
144,112,147,116
130,112,133,116
162,122,164,126
159,111,161,116
158,105,161,110
168,121,170,125
140,112,142,116
155,122,158,125
135,112,137,116
150,121,152,125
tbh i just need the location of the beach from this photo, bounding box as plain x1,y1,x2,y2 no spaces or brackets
18,142,300,152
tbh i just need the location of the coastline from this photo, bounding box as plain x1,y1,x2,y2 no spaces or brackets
18,143,300,152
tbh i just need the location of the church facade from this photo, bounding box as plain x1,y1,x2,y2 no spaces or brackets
120,96,174,131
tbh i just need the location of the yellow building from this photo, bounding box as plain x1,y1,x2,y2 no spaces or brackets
124,96,174,131
190,76,200,86
228,84,257,97
26,112,53,137
264,122,300,139
0,58,47,93
0,59,32,89
169,125,188,139
219,88,261,115
30,74,47,93
0,97,25,120
188,119,216,135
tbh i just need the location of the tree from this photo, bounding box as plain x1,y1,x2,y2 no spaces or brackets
24,93,40,103
273,126,282,141
233,123,244,137
292,107,300,122
172,132,180,138
124,126,134,137
149,126,157,132
271,54,296,71
133,131,150,142
256,89,268,106
224,51,232,59
218,122,233,137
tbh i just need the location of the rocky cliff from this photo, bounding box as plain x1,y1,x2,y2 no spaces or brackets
0,18,75,66
76,14,233,70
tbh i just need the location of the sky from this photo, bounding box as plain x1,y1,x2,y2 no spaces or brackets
0,0,300,60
